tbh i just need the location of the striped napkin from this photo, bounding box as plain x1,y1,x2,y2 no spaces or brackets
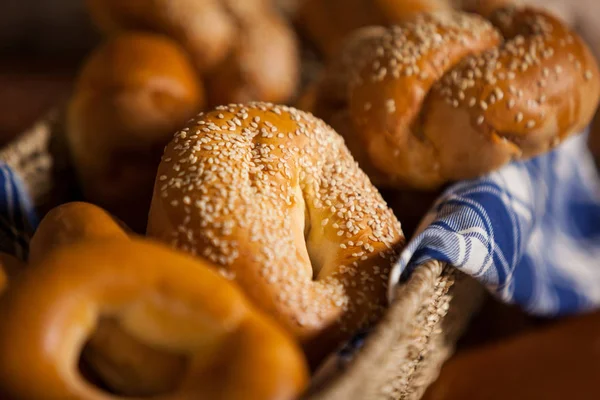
390,131,600,316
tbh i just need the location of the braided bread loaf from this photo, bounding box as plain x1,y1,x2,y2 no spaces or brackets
306,7,600,190
0,202,308,399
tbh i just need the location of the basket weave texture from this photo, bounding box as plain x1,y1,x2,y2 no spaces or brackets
0,113,485,400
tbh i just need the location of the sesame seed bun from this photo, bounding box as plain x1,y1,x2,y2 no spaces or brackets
147,102,406,364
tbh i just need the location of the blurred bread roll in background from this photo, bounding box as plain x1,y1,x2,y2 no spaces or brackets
304,8,600,190
456,0,575,23
28,202,129,265
296,0,600,67
86,0,300,106
66,33,203,233
297,0,452,58
205,12,299,106
86,0,235,72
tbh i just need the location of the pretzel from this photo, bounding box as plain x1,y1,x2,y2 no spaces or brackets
29,202,129,264
307,7,600,190
147,102,405,363
0,239,308,400
28,202,185,396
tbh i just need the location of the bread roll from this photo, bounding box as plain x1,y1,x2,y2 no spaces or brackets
29,201,128,264
206,12,299,106
86,0,235,72
147,102,405,365
297,0,451,58
67,33,203,232
457,0,577,25
306,8,600,190
456,0,518,17
86,0,300,106
0,239,309,400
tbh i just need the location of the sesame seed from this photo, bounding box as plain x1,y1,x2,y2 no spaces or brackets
515,112,524,123
385,99,396,113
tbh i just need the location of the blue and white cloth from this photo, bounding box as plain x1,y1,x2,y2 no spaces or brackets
389,131,600,316
0,164,38,260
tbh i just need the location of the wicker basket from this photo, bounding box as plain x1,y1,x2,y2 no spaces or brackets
0,113,485,400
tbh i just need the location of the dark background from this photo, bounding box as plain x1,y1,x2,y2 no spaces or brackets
0,0,98,145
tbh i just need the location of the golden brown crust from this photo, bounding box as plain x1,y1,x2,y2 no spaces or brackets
147,102,405,362
0,239,309,400
29,202,128,264
308,8,600,190
86,0,236,72
67,33,203,232
27,202,180,396
297,0,451,58
456,0,520,18
86,0,300,105
206,11,300,107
